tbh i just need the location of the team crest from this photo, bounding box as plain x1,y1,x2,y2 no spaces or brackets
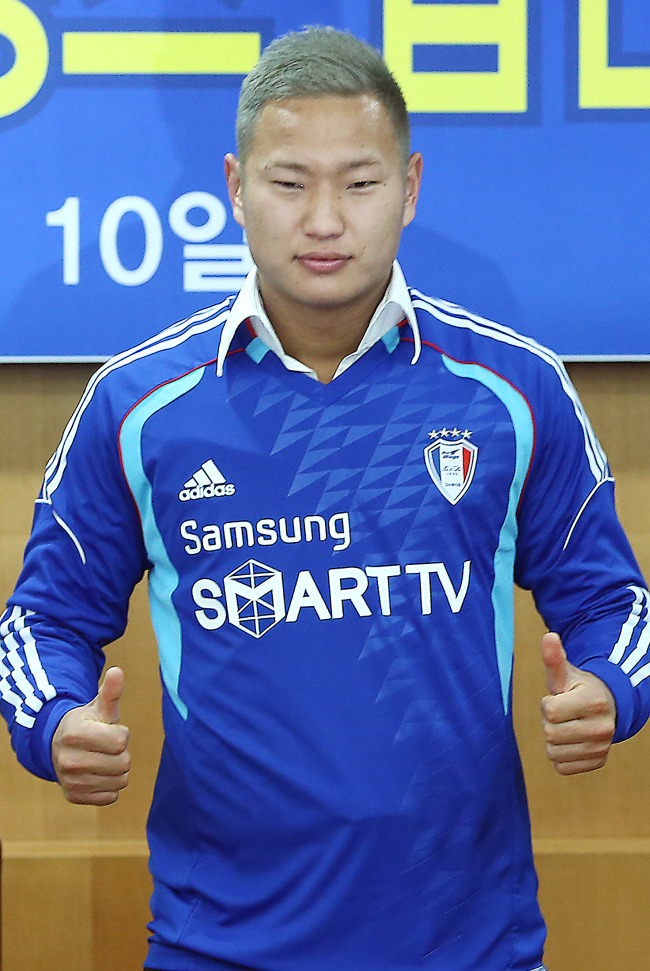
424,430,477,505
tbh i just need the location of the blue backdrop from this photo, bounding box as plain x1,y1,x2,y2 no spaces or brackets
1,0,648,361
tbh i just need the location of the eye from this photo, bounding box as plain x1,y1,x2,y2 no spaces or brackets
273,180,304,190
348,180,379,191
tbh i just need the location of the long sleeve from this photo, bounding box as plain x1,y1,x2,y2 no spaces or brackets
1,371,148,779
514,358,650,741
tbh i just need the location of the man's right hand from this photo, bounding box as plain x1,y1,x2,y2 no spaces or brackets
51,666,131,805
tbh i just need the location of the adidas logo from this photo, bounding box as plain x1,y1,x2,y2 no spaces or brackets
179,459,236,501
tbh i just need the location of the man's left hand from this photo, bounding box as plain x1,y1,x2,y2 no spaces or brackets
540,632,616,775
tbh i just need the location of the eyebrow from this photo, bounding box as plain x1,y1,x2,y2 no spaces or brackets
266,158,381,174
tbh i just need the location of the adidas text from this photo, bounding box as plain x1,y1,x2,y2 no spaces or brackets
179,483,236,501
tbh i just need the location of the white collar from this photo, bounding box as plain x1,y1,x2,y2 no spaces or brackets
215,260,421,379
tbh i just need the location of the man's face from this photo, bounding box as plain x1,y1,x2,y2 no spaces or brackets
225,94,422,326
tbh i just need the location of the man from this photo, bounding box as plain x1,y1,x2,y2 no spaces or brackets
2,26,649,971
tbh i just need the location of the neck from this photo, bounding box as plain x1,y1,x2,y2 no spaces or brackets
274,310,368,384
258,282,388,384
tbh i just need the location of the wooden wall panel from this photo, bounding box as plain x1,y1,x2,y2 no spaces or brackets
2,846,150,971
1,361,650,970
536,848,650,971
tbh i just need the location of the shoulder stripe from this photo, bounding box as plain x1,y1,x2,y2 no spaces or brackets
411,291,608,484
41,301,232,503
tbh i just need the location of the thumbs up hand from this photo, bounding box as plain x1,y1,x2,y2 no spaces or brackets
51,667,131,805
540,632,616,775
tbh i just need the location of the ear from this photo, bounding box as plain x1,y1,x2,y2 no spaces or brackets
402,152,423,229
224,153,245,228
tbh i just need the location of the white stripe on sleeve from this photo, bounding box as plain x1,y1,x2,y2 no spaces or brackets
608,586,648,666
0,606,57,728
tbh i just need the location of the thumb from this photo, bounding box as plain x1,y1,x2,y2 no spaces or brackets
541,632,571,695
93,666,124,724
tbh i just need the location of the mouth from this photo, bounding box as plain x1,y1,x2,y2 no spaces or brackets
295,253,353,274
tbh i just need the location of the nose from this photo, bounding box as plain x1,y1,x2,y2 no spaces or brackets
303,184,344,239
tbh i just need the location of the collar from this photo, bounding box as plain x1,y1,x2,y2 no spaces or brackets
215,260,421,379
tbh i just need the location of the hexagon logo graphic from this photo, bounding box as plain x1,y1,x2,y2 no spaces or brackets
224,559,286,638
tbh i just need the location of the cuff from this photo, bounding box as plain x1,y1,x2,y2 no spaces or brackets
579,657,637,743
15,696,89,782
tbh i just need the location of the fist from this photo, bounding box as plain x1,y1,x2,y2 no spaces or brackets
541,632,616,776
51,666,131,805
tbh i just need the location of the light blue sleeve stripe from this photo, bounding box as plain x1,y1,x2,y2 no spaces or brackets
119,367,206,720
442,356,534,714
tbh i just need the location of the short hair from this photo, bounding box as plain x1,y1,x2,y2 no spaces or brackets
236,26,410,170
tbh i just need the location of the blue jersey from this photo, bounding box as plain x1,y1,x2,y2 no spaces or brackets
2,286,650,971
